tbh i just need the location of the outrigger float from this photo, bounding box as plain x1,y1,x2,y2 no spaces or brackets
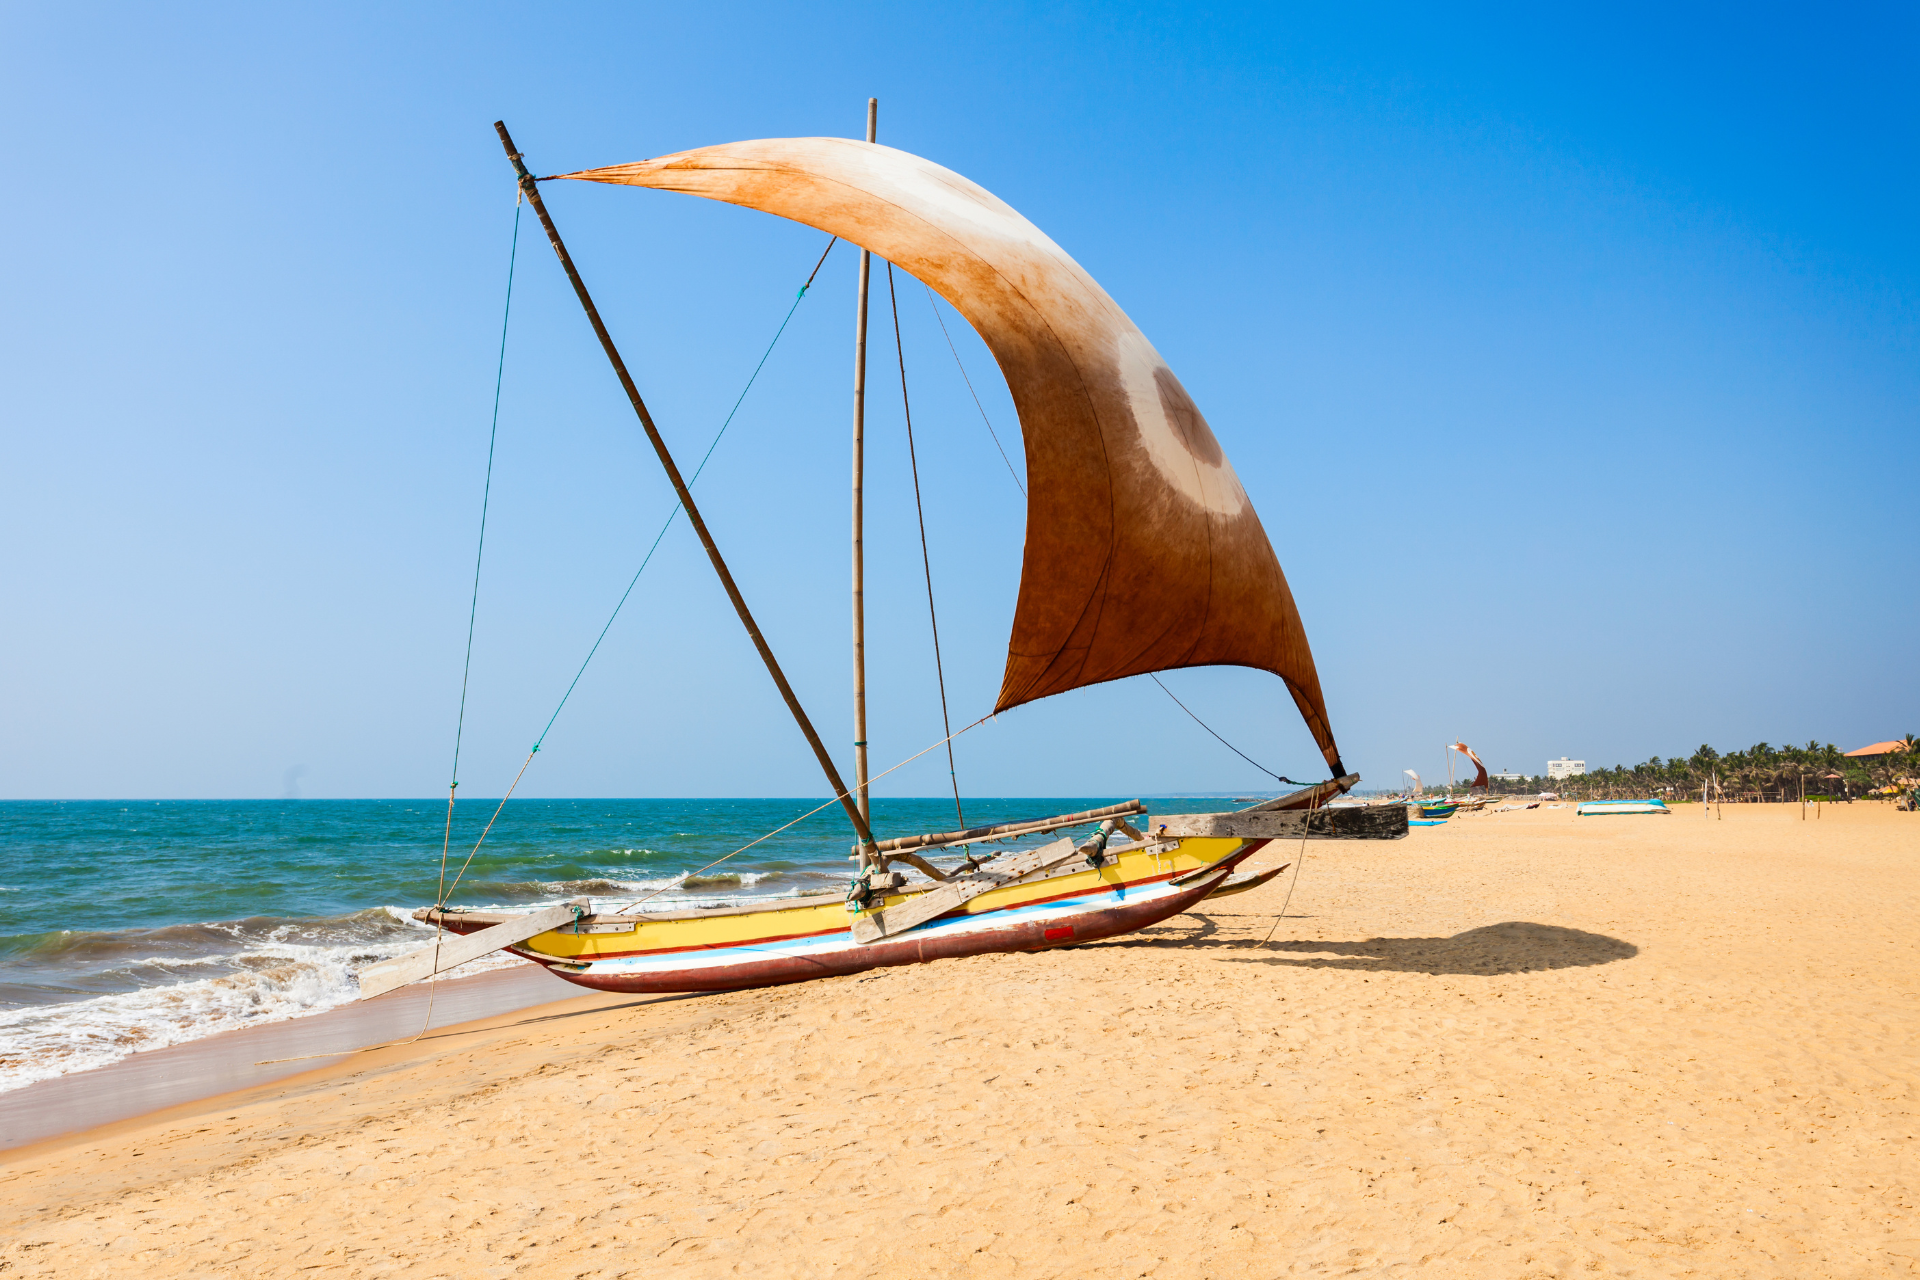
360,105,1405,1003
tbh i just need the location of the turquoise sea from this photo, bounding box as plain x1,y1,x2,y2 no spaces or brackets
0,795,1246,1090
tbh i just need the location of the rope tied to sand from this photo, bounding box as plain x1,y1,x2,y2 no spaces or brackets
1260,792,1323,948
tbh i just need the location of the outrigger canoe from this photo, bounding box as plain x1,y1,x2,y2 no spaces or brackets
412,833,1255,995
354,113,1413,1005
360,789,1404,1000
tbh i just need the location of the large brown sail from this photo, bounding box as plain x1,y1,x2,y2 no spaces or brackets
554,138,1343,773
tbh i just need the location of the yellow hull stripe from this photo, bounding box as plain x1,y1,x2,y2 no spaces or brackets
512,838,1244,961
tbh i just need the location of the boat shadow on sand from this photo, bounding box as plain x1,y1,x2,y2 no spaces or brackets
1100,917,1637,976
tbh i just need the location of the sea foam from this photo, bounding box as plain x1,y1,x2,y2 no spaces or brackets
0,909,525,1093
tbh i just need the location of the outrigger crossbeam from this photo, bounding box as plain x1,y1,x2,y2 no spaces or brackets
871,800,1147,856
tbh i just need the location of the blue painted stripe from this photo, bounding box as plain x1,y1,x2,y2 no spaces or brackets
589,877,1190,975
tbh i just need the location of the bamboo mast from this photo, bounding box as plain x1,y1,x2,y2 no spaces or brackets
850,97,878,868
494,121,877,851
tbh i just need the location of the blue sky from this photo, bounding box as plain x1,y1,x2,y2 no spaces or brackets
2,2,1914,800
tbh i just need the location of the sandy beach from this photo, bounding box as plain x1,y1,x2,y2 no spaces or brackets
1,803,1914,1278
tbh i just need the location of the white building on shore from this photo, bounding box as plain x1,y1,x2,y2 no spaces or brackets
1547,758,1586,780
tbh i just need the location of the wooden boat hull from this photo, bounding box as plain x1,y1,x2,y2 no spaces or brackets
423,838,1256,995
1576,800,1670,816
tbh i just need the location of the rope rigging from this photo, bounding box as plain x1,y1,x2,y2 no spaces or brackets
889,262,965,828
438,199,523,909
384,194,528,1058
1260,794,1321,947
615,712,992,915
432,224,1301,911
438,236,839,905
1147,673,1309,789
923,283,1024,496
525,235,841,757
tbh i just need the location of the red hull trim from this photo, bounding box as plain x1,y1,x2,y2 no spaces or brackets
541,849,1251,995
438,841,1268,962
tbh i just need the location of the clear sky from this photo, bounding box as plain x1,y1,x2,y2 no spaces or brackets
3,2,1914,800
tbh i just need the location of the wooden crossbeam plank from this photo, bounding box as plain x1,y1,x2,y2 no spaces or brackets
870,801,1146,855
851,837,1080,943
1149,806,1407,840
1237,774,1360,813
358,899,588,1000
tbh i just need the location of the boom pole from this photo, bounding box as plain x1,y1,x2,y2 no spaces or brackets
494,120,876,850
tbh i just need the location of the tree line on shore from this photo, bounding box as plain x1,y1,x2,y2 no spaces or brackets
1473,737,1920,802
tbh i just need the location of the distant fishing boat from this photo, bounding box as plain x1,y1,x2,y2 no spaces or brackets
1448,741,1489,792
359,109,1406,1002
1576,800,1671,817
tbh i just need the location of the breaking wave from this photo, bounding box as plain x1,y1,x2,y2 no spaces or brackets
0,871,835,1092
0,795,1082,1095
0,907,524,1093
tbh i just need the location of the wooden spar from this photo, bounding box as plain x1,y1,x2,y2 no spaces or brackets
1151,806,1408,840
870,800,1146,854
850,97,877,866
359,898,588,1000
494,122,876,850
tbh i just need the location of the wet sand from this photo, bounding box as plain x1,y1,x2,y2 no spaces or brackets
1,803,1914,1277
0,961,582,1151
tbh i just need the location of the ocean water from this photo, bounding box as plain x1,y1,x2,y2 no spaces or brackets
0,795,1242,1091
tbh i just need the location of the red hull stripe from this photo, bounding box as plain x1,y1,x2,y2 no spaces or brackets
531,852,1251,994
451,845,1265,962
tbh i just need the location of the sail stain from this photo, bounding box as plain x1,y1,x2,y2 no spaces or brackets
558,138,1341,772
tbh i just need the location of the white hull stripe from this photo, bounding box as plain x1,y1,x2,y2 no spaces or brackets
578,876,1187,977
